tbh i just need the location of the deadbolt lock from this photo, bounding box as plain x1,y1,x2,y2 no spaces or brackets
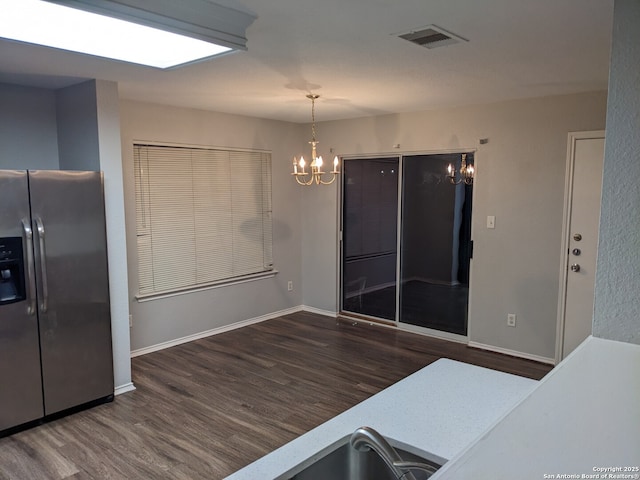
572,248,581,256
573,233,582,241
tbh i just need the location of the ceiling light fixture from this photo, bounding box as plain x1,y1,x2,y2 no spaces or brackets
292,94,340,186
0,0,255,69
447,154,474,185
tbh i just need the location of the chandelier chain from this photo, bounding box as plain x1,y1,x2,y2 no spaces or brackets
310,94,317,142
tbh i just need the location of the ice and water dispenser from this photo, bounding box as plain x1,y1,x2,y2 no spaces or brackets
0,237,26,305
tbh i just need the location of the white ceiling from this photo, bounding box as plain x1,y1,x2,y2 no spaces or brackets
0,0,613,123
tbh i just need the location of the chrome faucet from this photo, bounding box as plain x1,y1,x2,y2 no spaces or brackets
349,426,437,479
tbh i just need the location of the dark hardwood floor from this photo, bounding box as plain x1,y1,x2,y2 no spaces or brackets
0,312,552,479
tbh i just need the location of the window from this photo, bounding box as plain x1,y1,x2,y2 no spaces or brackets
134,143,273,298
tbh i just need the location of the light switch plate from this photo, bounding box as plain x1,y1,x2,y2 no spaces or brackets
487,215,496,229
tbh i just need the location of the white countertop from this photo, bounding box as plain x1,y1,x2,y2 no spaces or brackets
224,358,538,480
431,337,640,480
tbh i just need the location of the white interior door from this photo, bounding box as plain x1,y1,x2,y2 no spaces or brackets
558,132,605,360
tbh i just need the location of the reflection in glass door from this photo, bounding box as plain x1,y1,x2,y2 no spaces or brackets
400,154,473,335
341,157,399,321
340,153,474,336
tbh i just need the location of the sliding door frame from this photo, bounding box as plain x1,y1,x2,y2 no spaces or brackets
338,148,477,343
338,153,401,326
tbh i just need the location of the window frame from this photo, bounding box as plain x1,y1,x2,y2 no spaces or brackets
133,141,276,301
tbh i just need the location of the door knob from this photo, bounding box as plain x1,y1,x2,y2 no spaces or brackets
570,264,581,272
572,248,581,256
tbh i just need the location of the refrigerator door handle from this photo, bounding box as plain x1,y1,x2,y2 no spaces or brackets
21,219,37,315
34,218,49,313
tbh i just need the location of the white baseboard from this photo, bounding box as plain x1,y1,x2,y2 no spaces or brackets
130,306,303,358
301,305,338,318
128,306,556,368
468,341,556,365
114,382,136,395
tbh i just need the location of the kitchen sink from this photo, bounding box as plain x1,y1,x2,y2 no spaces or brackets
274,433,445,480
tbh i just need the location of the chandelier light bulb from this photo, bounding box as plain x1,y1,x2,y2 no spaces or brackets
292,94,340,185
446,153,475,185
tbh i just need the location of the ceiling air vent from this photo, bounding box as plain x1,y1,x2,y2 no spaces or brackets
397,25,467,49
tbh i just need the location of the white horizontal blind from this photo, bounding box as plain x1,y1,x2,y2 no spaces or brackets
134,144,273,296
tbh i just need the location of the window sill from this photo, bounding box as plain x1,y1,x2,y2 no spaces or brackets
135,270,278,303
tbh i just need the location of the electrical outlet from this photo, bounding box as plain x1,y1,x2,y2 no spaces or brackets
507,313,516,327
287,281,293,291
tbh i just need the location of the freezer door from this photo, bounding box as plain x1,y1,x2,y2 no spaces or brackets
28,170,114,415
0,170,44,431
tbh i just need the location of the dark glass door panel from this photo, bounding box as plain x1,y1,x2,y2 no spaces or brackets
342,158,399,320
400,154,473,335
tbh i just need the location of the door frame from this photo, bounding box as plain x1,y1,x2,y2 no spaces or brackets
554,130,605,363
337,148,476,344
338,153,401,326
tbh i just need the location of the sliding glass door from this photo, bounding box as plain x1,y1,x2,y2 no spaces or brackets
400,154,473,335
340,153,474,336
341,157,399,321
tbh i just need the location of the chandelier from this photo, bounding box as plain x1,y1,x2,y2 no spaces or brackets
447,153,474,185
292,94,340,185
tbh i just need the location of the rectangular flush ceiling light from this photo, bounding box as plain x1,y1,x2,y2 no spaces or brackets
0,0,244,68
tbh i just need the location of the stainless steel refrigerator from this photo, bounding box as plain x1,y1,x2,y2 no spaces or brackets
0,170,113,434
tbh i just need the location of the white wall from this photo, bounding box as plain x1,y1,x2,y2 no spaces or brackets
119,101,304,351
56,81,100,171
301,181,341,312
95,80,133,392
593,0,640,345
304,91,607,361
0,83,59,170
